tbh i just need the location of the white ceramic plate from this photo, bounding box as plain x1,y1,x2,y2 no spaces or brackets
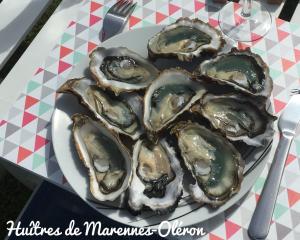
52,26,273,228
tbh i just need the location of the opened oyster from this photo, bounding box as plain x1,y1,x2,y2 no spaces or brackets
148,18,225,61
128,138,183,213
58,78,143,140
172,121,244,207
90,47,159,95
191,93,276,146
196,48,273,98
143,69,206,135
72,114,132,201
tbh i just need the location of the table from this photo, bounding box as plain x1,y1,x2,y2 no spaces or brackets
1,0,300,239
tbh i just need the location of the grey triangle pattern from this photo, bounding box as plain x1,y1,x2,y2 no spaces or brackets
49,142,55,159
75,23,88,35
291,34,300,47
37,118,49,133
155,0,167,9
267,53,279,65
5,123,20,138
290,210,300,228
3,140,18,155
142,0,152,6
20,129,35,144
74,37,86,49
8,107,22,120
272,84,285,96
265,39,278,51
43,70,57,83
41,86,55,99
181,9,193,18
46,158,60,176
284,74,297,87
250,21,261,32
275,222,291,240
45,56,58,68
143,7,154,18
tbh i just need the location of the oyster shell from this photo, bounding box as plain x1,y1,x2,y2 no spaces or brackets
72,114,132,201
90,47,159,95
143,68,206,135
196,48,273,98
57,77,143,140
128,138,183,213
191,93,276,146
148,18,225,61
171,121,244,207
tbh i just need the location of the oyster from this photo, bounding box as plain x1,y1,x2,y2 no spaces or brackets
172,121,244,207
148,18,225,61
143,69,206,135
191,93,276,146
90,47,159,95
196,48,273,98
128,138,183,213
72,114,132,201
57,78,143,140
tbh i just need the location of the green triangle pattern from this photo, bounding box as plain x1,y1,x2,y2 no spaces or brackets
32,153,45,169
254,177,265,192
38,101,52,116
290,23,300,32
270,68,282,79
274,203,288,220
295,139,300,157
142,20,154,27
61,33,73,44
27,81,41,93
73,51,85,64
252,48,265,56
169,17,177,24
103,6,110,15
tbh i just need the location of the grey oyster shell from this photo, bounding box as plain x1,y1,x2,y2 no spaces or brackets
89,47,159,95
148,18,225,61
57,77,143,140
191,93,276,146
171,121,244,207
143,68,207,136
128,138,183,213
196,48,273,98
72,114,132,201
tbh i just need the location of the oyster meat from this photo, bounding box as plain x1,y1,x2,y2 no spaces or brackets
143,69,206,135
128,138,183,213
191,93,276,146
196,48,273,98
72,114,132,201
148,18,225,61
172,121,244,207
90,47,159,95
57,78,143,140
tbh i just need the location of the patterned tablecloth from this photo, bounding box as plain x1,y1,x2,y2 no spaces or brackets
1,0,300,239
